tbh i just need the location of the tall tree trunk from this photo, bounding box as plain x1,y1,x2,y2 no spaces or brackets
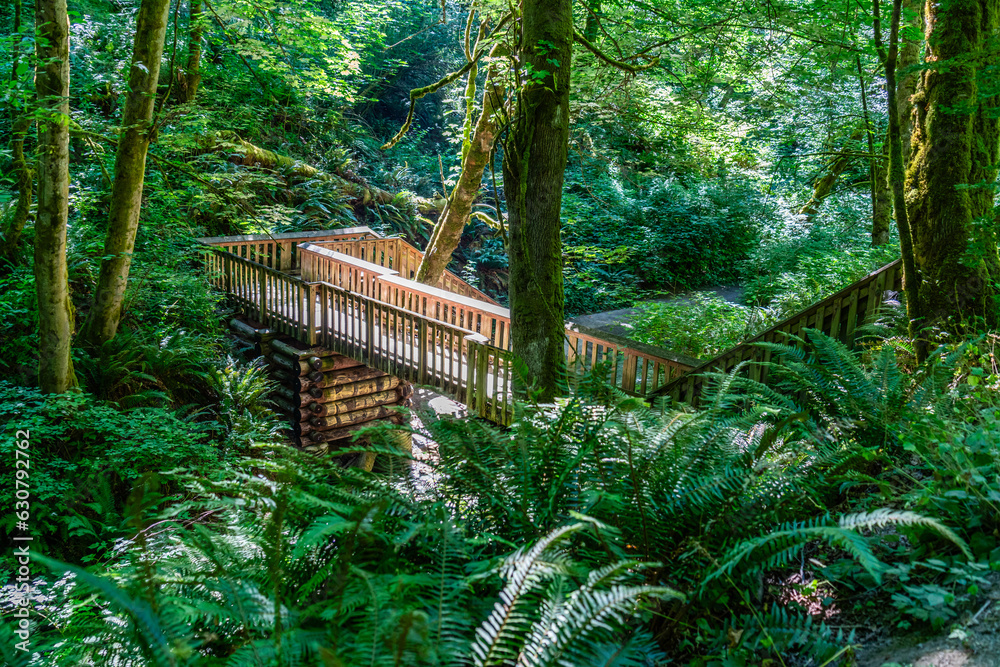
904,0,1000,332
34,0,77,393
502,0,573,401
182,0,204,102
871,138,892,246
416,63,504,285
583,0,602,42
1,0,31,263
81,0,172,347
877,0,924,356
872,0,922,246
798,128,864,220
1,117,33,262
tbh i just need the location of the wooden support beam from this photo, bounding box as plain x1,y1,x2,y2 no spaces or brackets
301,375,401,405
296,405,400,436
271,338,341,360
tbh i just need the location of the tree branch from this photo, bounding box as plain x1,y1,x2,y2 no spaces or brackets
573,32,659,74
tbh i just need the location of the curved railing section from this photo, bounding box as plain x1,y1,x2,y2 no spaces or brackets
652,259,904,407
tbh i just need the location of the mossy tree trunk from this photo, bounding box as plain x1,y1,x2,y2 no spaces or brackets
502,0,573,401
872,0,922,247
81,0,172,347
205,131,443,213
34,0,77,393
1,0,32,263
416,58,504,285
877,0,924,354
905,0,1000,331
181,0,204,102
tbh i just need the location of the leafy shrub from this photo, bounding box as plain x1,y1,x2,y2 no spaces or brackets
559,171,768,312
626,292,778,358
0,384,222,559
748,245,900,316
0,264,38,384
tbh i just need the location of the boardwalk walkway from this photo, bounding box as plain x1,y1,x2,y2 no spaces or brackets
200,227,903,422
199,227,698,425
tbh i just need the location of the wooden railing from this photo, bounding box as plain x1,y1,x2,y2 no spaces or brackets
202,229,908,418
200,227,378,273
297,240,698,396
313,235,500,304
654,259,903,406
565,322,700,394
207,247,512,413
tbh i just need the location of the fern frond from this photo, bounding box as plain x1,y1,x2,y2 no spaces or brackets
470,523,584,667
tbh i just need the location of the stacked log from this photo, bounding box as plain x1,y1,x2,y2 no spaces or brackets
226,322,413,469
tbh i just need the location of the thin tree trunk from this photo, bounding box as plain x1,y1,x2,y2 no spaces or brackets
503,0,573,400
1,116,33,262
81,0,172,347
872,0,921,247
182,0,204,102
877,0,923,353
897,0,921,162
1,0,31,262
903,0,1000,335
34,0,77,392
856,55,879,227
871,137,891,246
584,0,602,42
416,62,504,285
798,128,864,219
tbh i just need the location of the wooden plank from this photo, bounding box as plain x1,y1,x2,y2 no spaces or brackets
845,288,860,346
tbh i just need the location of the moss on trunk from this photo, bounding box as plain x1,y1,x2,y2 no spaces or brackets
204,131,444,214
905,0,1000,331
416,55,504,286
82,0,172,347
34,0,78,393
503,0,573,400
181,0,204,102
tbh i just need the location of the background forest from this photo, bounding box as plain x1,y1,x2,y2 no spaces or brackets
2,0,1000,665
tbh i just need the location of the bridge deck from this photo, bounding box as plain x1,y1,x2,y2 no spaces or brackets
200,227,698,424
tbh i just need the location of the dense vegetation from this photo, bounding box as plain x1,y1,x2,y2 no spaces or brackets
2,0,1000,664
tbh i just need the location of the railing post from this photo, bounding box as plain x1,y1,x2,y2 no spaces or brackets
259,266,268,324
418,318,428,384
222,251,231,294
465,339,478,409
476,342,489,418
306,283,319,346
365,298,375,366
622,354,638,394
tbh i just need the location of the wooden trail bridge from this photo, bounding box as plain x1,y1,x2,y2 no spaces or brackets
199,227,902,426
199,227,698,426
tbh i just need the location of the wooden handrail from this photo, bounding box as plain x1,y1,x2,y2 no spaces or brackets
198,227,381,272
299,243,398,301
198,226,379,245
313,235,501,305
653,259,903,406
